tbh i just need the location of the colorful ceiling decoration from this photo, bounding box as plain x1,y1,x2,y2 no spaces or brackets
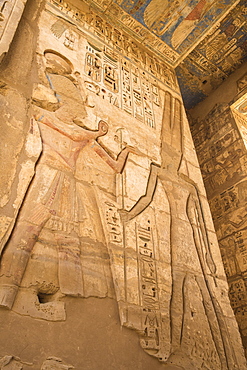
85,0,247,108
114,0,239,58
176,0,247,109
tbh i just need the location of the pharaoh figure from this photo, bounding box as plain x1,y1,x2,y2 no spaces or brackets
0,51,140,312
114,91,240,369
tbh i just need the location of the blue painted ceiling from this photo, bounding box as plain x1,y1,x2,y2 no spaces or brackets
115,0,239,56
87,0,247,109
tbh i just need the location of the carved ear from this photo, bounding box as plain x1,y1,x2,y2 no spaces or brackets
98,120,108,136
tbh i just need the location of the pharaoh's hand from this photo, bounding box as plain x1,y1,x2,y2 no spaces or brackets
125,145,144,156
118,209,131,223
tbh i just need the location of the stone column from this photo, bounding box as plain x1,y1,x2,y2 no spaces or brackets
189,69,247,353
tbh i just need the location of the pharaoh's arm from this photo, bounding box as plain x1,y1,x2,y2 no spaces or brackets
35,115,87,142
92,141,136,173
92,141,158,221
119,163,160,222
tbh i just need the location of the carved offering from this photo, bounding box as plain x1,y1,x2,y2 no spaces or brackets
0,1,246,369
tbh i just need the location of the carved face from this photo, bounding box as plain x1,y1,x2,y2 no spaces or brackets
43,52,87,124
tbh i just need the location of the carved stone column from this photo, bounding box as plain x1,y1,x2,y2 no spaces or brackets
189,74,247,353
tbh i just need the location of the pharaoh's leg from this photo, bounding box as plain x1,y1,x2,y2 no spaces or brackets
0,203,51,309
186,191,236,369
170,269,187,353
195,275,231,369
164,185,188,355
56,233,84,297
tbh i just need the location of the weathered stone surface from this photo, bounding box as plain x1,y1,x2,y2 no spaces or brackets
0,0,28,61
0,0,43,253
0,1,246,369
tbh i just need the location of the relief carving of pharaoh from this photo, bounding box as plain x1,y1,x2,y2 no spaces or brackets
0,50,141,320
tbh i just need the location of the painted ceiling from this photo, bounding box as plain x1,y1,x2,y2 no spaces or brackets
114,0,239,58
87,0,247,109
176,0,247,109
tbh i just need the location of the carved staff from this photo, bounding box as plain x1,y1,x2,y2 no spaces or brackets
115,127,128,320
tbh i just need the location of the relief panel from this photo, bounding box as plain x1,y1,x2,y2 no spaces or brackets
0,2,245,369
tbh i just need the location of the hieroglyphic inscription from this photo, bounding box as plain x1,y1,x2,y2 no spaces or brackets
210,185,239,223
191,101,247,349
132,66,143,121
233,108,247,150
0,0,17,33
192,105,246,197
85,43,157,127
103,62,118,93
221,230,247,276
50,19,78,50
47,0,178,87
64,29,77,49
209,182,247,237
152,84,160,106
237,73,247,93
141,71,155,128
48,0,179,65
137,222,158,308
136,221,160,352
198,130,239,166
85,45,102,82
105,202,122,243
121,60,132,115
191,104,234,150
229,277,247,312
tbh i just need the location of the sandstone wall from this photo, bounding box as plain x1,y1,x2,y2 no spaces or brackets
0,1,246,369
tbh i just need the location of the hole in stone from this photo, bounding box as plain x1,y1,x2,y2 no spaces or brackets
38,292,53,304
202,80,207,84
